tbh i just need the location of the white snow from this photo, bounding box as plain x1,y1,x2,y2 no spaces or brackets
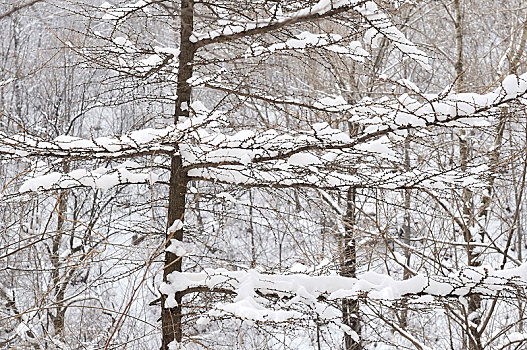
19,167,158,193
9,74,527,194
166,239,192,256
168,220,184,233
159,263,527,324
101,0,150,20
247,32,368,62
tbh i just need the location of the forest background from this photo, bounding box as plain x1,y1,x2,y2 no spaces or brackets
2,1,527,349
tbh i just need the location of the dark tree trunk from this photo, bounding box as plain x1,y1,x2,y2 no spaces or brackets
161,1,195,348
161,155,188,348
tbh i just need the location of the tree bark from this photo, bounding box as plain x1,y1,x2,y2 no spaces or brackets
50,161,70,340
400,136,411,329
343,118,361,349
342,186,361,350
453,1,482,348
161,0,195,348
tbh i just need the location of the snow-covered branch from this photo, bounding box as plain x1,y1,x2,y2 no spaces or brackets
160,264,527,323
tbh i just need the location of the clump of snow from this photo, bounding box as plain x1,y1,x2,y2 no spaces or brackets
166,239,192,256
168,219,184,233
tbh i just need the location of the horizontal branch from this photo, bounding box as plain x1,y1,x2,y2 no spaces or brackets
159,265,527,323
193,0,369,49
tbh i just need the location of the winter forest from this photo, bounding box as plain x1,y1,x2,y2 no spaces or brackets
6,0,527,349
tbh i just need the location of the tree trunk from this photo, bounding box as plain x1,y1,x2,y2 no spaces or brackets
162,156,188,348
50,161,70,340
453,1,482,348
342,185,361,350
161,0,195,348
341,187,361,350
400,136,411,329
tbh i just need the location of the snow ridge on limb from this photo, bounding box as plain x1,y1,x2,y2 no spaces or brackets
185,72,527,169
350,72,527,134
100,0,150,21
0,127,175,160
190,0,366,45
11,74,527,193
98,1,429,87
245,32,369,63
18,166,159,193
0,108,218,161
191,0,429,69
159,264,527,323
356,1,431,70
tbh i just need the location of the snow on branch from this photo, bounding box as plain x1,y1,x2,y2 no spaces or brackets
160,264,527,324
0,111,218,161
356,1,430,70
348,73,527,133
10,74,527,193
245,32,369,63
191,0,367,46
0,128,173,160
18,166,158,193
183,74,527,188
191,0,429,69
184,72,527,170
186,160,488,191
100,0,150,21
